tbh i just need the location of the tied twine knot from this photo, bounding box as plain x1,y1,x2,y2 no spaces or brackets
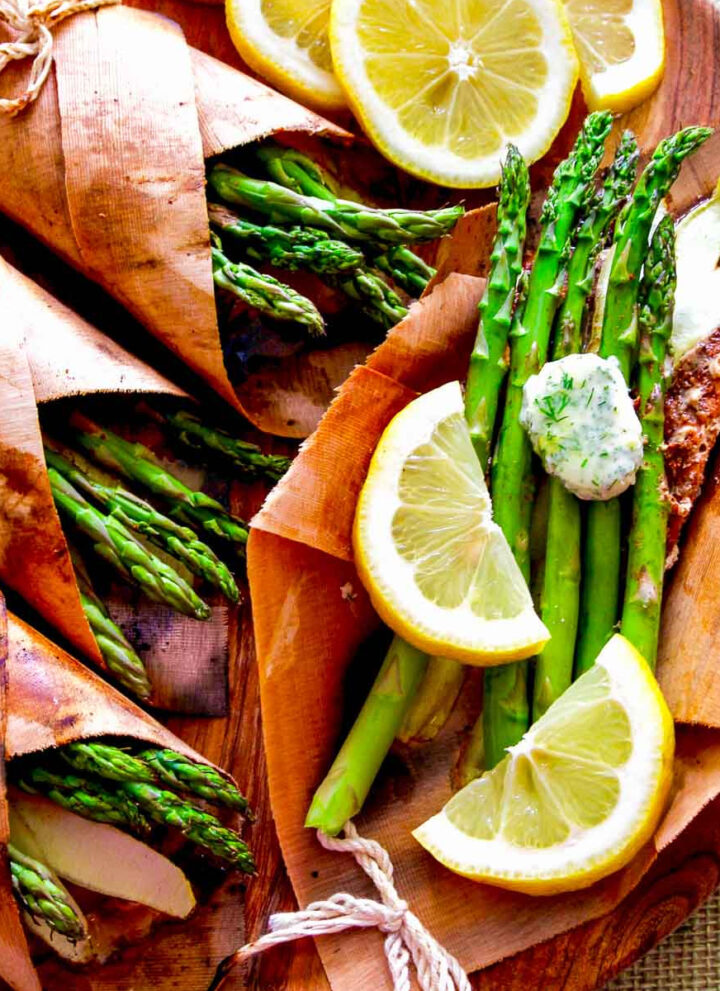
208,821,471,991
0,0,119,116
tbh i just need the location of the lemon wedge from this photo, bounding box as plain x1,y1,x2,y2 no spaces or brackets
563,0,665,112
353,381,549,664
329,0,579,188
414,635,674,894
226,0,346,113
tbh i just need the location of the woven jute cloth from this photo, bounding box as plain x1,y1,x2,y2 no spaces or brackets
605,887,720,989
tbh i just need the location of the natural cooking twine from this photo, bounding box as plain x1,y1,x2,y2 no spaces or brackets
209,821,471,991
0,0,119,115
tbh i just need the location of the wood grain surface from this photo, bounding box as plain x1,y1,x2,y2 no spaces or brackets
1,0,720,988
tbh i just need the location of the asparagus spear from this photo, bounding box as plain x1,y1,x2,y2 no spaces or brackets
328,267,408,329
121,782,255,872
254,146,436,295
209,164,464,246
18,768,153,836
397,656,464,744
371,245,436,297
17,766,254,872
212,236,325,337
255,145,342,200
141,405,290,482
209,203,363,274
483,111,613,770
70,545,152,699
59,741,249,813
532,133,639,721
46,446,239,603
48,468,212,620
465,144,530,470
575,125,712,673
305,636,428,836
9,844,87,941
621,216,676,668
69,414,249,550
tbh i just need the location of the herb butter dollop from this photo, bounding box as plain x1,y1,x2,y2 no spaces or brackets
520,353,643,501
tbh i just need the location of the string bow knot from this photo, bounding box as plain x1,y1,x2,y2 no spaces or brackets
0,0,118,116
208,821,471,991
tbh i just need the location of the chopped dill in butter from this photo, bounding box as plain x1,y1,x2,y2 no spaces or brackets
520,353,643,501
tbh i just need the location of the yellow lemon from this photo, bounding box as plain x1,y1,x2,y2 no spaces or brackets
414,635,674,893
226,0,346,113
353,381,549,664
330,0,579,187
563,0,665,112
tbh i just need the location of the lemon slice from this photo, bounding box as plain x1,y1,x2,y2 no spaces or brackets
353,381,549,664
563,0,665,112
226,0,346,113
414,635,674,893
329,0,579,188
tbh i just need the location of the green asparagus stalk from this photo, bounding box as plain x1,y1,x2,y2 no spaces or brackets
465,144,530,470
8,844,87,941
305,636,428,836
483,111,613,770
209,164,464,247
141,405,290,482
144,405,292,482
532,133,639,722
48,468,212,621
58,741,248,813
17,765,254,871
69,546,152,699
404,147,529,761
621,216,676,668
370,245,436,297
69,414,249,550
397,656,464,744
328,267,408,329
137,749,248,813
47,446,239,603
576,125,712,673
18,767,153,836
254,147,437,296
255,145,342,200
121,782,255,872
209,203,364,274
212,236,325,337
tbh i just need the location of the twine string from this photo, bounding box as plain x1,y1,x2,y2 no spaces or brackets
0,0,118,115
208,821,471,991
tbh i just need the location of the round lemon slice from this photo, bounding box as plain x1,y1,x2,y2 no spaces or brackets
562,0,665,112
414,635,674,894
329,0,579,188
353,381,549,664
226,0,346,113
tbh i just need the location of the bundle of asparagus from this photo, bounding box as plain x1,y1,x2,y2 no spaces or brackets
0,5,465,438
303,113,711,836
1,259,286,707
244,122,720,989
0,606,251,987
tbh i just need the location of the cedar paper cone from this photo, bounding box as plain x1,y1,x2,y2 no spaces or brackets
247,265,720,990
0,3,388,439
0,257,229,713
0,597,241,991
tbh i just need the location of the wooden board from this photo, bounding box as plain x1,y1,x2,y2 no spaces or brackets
2,0,720,987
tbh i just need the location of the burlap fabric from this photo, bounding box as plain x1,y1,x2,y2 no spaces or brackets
607,888,720,989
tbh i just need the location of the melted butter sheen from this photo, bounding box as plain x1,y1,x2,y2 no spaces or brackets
520,353,643,501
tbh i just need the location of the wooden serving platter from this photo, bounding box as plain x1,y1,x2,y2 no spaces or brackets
1,0,720,987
